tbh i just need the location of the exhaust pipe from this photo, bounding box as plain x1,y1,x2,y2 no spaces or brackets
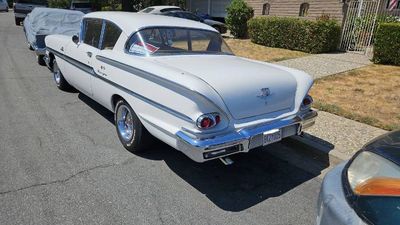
219,157,234,165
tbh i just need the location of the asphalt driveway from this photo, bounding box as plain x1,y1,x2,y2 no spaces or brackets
0,11,323,225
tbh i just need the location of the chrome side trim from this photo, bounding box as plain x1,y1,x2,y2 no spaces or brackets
94,72,194,123
47,47,193,122
47,47,94,76
96,55,231,122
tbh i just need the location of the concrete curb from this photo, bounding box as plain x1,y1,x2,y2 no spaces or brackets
286,135,351,167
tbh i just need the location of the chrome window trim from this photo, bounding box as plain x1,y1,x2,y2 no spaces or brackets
99,19,123,50
123,26,234,57
81,17,103,49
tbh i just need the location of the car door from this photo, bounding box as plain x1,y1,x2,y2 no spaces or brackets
91,20,122,108
66,18,102,96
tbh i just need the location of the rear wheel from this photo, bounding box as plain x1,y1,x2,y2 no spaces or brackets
115,99,150,153
15,17,21,26
37,55,45,66
53,60,72,91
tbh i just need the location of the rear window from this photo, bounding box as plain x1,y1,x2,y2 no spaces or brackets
125,27,232,56
15,0,47,4
160,7,181,12
141,7,154,13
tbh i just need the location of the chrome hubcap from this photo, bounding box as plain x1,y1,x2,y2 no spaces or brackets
117,105,134,142
53,64,61,85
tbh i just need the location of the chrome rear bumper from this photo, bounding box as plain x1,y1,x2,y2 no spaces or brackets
177,109,317,162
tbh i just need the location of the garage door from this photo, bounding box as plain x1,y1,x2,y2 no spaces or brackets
189,0,208,14
210,0,231,17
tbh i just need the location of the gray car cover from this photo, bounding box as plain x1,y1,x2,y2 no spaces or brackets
24,8,84,47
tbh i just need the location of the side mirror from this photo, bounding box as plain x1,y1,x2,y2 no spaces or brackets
72,34,79,44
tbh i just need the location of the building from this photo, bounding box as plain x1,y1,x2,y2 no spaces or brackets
185,0,232,18
185,0,400,22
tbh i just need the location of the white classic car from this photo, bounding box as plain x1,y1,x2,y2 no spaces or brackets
45,12,317,164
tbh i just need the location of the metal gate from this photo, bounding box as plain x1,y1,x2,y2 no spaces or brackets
340,0,381,55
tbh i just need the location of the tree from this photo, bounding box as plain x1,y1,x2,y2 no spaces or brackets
225,0,254,38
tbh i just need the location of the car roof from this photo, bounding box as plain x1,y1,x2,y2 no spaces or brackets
84,12,216,34
166,10,194,14
145,5,180,10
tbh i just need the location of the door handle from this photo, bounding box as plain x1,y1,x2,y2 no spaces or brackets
60,47,64,52
86,51,92,58
100,65,105,70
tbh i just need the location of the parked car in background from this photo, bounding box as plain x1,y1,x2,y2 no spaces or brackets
161,10,227,34
23,8,83,65
45,12,317,164
138,5,182,14
0,0,9,12
317,130,400,225
13,0,47,25
70,0,94,14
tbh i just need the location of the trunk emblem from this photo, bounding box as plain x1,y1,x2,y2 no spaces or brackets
257,88,271,105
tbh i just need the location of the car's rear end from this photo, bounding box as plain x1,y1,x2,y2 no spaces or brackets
13,0,47,25
23,8,83,65
0,0,9,12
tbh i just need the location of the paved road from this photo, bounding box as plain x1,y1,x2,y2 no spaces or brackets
0,12,323,225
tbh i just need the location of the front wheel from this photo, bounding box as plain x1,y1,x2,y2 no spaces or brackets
53,60,72,91
115,99,150,153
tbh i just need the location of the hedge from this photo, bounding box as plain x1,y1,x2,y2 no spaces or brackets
248,17,341,54
373,23,400,65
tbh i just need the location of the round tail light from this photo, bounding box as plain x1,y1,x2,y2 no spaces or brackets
196,113,221,129
301,95,313,110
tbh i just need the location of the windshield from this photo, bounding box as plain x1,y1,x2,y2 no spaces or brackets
126,27,233,56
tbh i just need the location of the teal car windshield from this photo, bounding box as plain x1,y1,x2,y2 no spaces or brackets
125,27,233,56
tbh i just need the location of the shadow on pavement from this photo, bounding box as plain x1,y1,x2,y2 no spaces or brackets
138,143,322,212
78,93,114,124
78,92,325,212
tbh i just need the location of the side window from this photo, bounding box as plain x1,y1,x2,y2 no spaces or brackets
184,12,201,21
101,21,122,50
83,18,102,48
142,7,154,13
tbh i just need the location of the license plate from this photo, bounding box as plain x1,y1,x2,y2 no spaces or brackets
263,129,282,146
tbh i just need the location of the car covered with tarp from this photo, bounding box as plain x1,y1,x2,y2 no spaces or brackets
23,7,83,65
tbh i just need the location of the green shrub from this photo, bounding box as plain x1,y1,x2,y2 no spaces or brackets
373,23,400,65
225,0,254,39
248,17,341,53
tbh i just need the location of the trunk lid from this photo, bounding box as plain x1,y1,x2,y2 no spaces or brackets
153,55,297,120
